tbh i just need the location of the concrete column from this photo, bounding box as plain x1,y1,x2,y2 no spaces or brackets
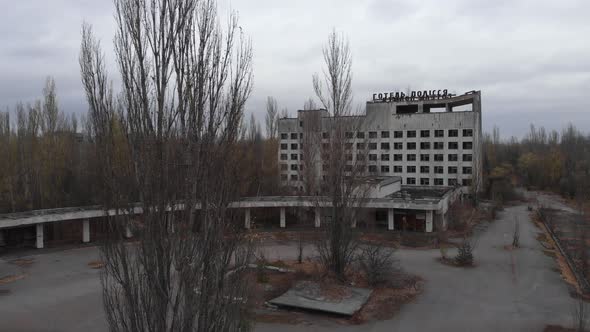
280,207,286,228
35,223,44,249
245,208,251,229
169,216,175,234
388,209,395,231
314,207,321,228
426,211,433,233
82,219,90,243
125,224,133,238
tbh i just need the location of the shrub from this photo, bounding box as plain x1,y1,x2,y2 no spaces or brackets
455,239,474,266
358,245,398,286
256,251,268,283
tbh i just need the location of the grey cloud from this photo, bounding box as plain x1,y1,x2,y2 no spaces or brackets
0,0,589,138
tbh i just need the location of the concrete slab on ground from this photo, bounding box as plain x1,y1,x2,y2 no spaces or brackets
269,280,372,316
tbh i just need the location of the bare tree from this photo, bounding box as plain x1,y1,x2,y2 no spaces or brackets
313,30,352,118
303,97,317,110
80,0,253,330
248,113,261,142
572,298,588,332
311,29,369,280
298,110,322,195
280,108,289,118
265,96,278,139
0,111,15,212
41,77,59,135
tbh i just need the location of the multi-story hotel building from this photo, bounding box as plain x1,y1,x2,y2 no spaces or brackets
278,90,482,192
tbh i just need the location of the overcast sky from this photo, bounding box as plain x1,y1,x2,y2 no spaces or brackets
1,0,589,138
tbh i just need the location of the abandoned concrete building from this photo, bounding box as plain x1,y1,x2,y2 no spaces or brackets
273,90,483,232
278,90,482,190
0,91,483,249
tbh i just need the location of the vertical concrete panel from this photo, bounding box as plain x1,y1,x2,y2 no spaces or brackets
245,208,251,229
82,219,90,243
426,211,433,233
36,223,44,249
125,224,133,238
280,207,286,228
314,207,321,228
388,209,395,231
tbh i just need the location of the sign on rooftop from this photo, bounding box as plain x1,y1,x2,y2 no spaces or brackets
372,89,455,103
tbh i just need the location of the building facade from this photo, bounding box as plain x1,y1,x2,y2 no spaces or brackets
278,91,482,192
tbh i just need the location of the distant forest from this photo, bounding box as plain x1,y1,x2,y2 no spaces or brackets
484,124,590,206
1,78,589,213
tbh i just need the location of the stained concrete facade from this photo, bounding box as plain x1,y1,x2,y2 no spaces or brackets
278,91,482,192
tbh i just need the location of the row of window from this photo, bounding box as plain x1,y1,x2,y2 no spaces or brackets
280,153,473,162
371,165,472,174
282,133,304,140
281,141,474,151
369,153,472,162
281,163,472,175
405,178,472,186
280,129,473,140
281,173,472,187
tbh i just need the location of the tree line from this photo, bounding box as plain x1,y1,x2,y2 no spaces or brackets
0,78,95,213
0,85,319,214
3,88,590,214
483,124,590,204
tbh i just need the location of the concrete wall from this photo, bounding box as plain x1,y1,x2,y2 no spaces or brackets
278,92,482,191
370,179,401,198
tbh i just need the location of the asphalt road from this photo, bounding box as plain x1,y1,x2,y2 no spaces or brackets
0,199,576,332
256,203,575,332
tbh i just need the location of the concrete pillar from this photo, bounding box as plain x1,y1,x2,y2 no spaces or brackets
314,207,321,228
388,209,395,231
169,216,176,234
82,219,90,243
35,223,44,249
280,207,286,228
245,208,251,229
125,224,133,238
426,211,433,233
